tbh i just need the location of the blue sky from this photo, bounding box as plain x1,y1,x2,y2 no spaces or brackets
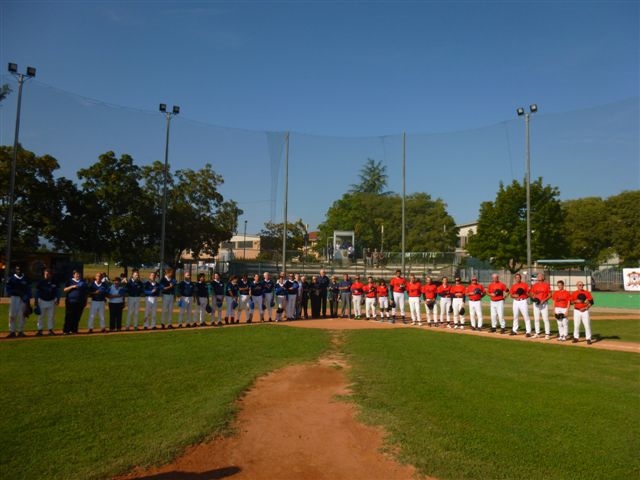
1,1,638,235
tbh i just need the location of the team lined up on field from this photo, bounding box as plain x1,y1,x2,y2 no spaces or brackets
5,266,594,344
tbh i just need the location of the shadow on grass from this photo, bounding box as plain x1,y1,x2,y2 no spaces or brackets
594,334,621,341
134,466,241,479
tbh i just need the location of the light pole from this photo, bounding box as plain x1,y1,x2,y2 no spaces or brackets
3,63,36,295
243,220,247,260
381,224,384,253
516,104,538,283
159,103,179,278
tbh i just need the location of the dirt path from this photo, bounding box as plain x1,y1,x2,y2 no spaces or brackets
116,332,421,480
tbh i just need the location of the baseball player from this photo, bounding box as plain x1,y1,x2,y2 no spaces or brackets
376,279,390,321
63,270,88,335
125,269,145,330
571,281,594,344
160,268,177,329
487,274,508,333
406,274,422,325
421,276,438,326
177,271,196,327
363,276,378,320
261,272,275,322
552,280,571,341
450,277,466,329
195,273,210,326
143,271,161,330
225,276,240,324
210,272,225,326
509,273,532,336
350,275,365,320
237,274,251,323
6,265,31,338
390,270,407,322
338,273,352,319
250,273,265,323
437,277,452,327
107,276,126,332
87,272,108,333
34,268,60,336
274,273,287,322
285,273,298,321
530,272,552,339
465,276,485,331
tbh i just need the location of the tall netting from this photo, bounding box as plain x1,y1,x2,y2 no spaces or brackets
0,77,637,232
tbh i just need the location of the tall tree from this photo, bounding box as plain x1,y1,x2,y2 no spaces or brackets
259,219,307,260
562,197,609,266
467,179,567,273
606,190,640,266
72,151,152,270
318,192,456,255
0,146,68,253
349,158,390,195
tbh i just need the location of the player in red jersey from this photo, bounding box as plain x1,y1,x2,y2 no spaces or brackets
552,280,571,341
571,281,594,344
421,276,438,326
509,273,531,336
350,275,365,320
450,277,467,329
363,276,378,320
390,269,407,323
406,274,422,325
487,274,508,333
376,279,390,321
437,277,452,327
530,272,552,339
465,276,485,331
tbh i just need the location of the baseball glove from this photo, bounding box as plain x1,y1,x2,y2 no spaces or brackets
577,293,587,302
516,288,524,296
231,300,239,310
555,312,565,320
494,289,503,297
205,304,212,313
24,304,33,318
532,297,541,304
389,300,396,308
34,305,42,316
459,306,465,315
216,299,223,308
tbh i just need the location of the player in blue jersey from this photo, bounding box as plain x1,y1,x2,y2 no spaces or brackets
261,271,275,322
160,268,177,329
210,272,225,326
87,272,108,333
6,265,31,338
177,271,196,327
34,268,60,336
125,269,145,330
143,271,161,329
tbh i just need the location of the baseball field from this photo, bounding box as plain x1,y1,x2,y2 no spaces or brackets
0,304,638,479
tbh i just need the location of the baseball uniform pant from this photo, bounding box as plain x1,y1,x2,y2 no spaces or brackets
352,295,363,317
573,309,592,341
408,297,421,324
378,296,389,318
452,298,465,327
36,299,56,331
439,297,451,325
87,301,106,330
126,296,141,328
490,300,506,329
512,299,531,334
365,297,376,318
554,307,569,338
469,300,483,329
161,294,174,326
144,297,158,328
533,303,550,335
178,297,194,325
392,292,405,318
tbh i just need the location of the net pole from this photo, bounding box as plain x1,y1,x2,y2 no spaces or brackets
282,132,289,275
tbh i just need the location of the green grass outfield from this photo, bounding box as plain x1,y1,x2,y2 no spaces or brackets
344,329,640,480
0,327,330,480
1,318,639,479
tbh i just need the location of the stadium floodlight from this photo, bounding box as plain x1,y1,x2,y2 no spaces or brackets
516,103,538,285
3,63,36,294
158,103,180,278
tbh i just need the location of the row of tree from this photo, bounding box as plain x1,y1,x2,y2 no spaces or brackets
0,147,241,274
2,147,637,274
